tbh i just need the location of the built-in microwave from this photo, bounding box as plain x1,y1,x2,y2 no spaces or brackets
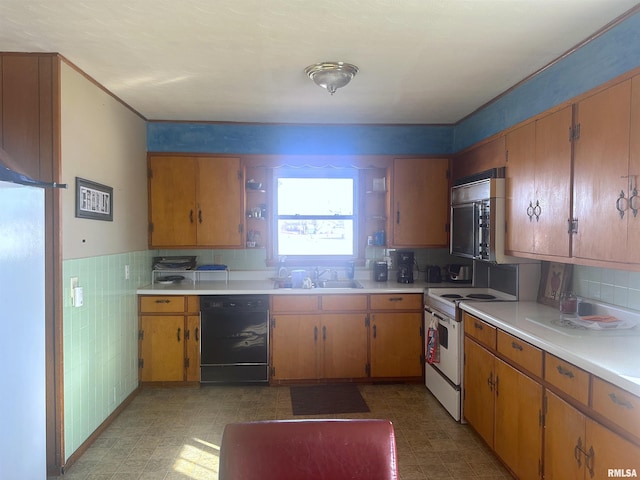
450,175,503,262
450,168,533,264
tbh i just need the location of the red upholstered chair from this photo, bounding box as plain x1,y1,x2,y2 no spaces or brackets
219,419,398,480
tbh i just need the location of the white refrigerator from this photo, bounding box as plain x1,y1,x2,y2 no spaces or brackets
0,170,47,478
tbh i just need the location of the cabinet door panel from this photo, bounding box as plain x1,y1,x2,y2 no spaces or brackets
140,316,185,382
573,81,631,262
321,314,368,379
534,106,572,257
271,315,318,380
148,156,197,247
463,337,495,447
185,315,200,382
629,75,640,263
494,359,542,480
370,312,422,378
506,121,536,254
392,158,449,247
544,391,585,480
197,156,243,247
587,418,640,479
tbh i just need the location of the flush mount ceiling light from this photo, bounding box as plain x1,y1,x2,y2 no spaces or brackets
304,62,359,95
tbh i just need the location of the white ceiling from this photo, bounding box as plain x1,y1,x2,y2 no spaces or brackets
0,0,638,124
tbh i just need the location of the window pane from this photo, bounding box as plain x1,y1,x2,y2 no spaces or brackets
277,219,354,256
277,178,354,216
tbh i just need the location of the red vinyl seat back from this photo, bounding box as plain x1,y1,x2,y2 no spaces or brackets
219,419,398,480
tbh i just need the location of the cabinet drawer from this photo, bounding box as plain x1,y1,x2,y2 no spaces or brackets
271,295,319,313
592,377,640,439
321,294,367,312
497,330,542,377
463,312,496,349
140,295,186,313
370,293,422,311
544,353,589,405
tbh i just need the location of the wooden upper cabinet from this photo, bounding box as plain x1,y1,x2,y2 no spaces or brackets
534,106,573,258
391,157,449,247
148,155,198,247
628,75,640,264
505,106,572,259
573,80,631,263
196,156,243,247
453,136,505,182
506,121,536,255
148,155,243,248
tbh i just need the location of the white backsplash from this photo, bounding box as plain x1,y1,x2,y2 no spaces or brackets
574,265,640,311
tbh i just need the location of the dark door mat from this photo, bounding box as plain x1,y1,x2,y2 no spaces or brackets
290,384,370,415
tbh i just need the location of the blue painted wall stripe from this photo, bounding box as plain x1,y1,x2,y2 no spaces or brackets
148,11,640,156
147,122,454,156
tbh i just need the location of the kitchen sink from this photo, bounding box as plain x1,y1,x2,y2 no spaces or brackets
272,279,363,289
315,279,363,289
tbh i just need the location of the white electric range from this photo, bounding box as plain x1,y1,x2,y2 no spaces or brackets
424,287,517,422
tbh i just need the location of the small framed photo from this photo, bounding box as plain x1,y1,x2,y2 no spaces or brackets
537,262,572,308
75,177,113,221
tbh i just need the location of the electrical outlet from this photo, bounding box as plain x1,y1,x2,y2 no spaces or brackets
214,255,222,264
124,265,130,280
70,277,78,299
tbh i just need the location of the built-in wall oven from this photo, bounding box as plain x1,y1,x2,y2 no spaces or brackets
200,295,269,384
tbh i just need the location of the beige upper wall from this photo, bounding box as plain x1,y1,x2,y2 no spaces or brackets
60,61,148,259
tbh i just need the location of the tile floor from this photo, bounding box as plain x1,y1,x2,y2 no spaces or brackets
54,384,513,480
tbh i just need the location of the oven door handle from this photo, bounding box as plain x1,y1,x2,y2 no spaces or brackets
425,306,451,324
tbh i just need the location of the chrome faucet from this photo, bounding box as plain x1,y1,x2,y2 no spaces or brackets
314,267,337,282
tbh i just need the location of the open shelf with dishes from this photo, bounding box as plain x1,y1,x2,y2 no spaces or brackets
244,166,270,249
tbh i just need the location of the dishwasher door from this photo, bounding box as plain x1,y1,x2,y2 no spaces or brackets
200,295,269,384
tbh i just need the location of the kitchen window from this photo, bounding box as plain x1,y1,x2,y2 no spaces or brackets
274,169,357,259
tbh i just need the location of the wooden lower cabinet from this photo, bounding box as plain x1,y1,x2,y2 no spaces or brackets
271,314,368,381
270,293,422,382
140,315,185,382
270,295,369,382
321,314,368,379
138,295,200,383
463,336,495,446
271,314,319,380
464,312,640,480
544,390,640,479
370,311,422,378
464,316,543,480
494,358,543,480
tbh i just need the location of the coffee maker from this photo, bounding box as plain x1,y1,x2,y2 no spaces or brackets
396,250,414,283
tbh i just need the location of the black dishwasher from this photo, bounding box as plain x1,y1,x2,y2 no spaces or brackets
200,295,269,384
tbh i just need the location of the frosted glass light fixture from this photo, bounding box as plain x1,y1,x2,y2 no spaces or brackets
304,62,359,95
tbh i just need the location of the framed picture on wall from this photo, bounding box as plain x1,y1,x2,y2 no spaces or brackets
75,177,113,221
537,262,572,308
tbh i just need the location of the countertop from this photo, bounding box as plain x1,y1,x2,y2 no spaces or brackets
137,278,441,295
460,300,640,397
137,274,640,397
